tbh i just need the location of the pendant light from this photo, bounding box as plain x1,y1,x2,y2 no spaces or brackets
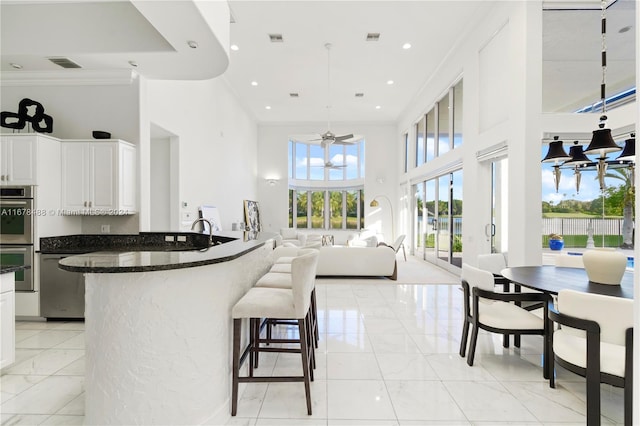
614,133,635,161
582,0,621,190
563,141,592,193
542,136,571,192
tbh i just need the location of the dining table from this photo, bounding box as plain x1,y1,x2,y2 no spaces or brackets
500,265,634,299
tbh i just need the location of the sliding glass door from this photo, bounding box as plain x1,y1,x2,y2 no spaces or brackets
490,158,508,253
414,170,462,270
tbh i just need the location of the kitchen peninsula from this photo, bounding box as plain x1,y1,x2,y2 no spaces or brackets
58,231,277,425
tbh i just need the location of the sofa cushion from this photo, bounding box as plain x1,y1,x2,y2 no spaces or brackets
316,245,396,278
280,228,298,239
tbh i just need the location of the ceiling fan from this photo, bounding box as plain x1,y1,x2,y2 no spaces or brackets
312,160,347,170
306,43,355,147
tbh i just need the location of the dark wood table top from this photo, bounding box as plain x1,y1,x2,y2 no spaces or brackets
500,265,634,299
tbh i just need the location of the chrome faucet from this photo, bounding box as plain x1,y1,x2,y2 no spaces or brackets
191,218,213,240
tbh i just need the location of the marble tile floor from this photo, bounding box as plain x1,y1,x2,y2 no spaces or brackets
1,260,626,425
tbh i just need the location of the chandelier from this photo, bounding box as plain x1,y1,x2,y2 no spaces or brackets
541,0,634,193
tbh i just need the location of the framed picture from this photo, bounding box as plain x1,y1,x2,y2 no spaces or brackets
243,199,262,231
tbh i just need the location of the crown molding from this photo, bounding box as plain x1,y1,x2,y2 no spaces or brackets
1,69,136,87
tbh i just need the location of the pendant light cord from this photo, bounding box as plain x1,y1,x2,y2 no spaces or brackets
600,0,608,121
325,43,332,130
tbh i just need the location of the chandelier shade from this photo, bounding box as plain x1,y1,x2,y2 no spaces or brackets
584,128,621,156
563,143,591,166
614,135,635,161
542,140,572,163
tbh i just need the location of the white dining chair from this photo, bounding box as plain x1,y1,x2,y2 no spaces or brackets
459,263,552,379
549,289,633,425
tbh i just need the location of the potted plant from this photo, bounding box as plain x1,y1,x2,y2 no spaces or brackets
548,233,564,251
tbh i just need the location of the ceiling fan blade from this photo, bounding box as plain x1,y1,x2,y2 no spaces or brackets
290,134,322,143
335,134,353,141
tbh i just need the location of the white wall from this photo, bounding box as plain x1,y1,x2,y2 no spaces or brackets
256,122,397,240
147,77,258,231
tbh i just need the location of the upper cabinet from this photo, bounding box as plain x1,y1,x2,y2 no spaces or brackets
0,135,38,185
61,140,137,214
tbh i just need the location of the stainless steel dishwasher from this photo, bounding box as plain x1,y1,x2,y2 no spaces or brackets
40,253,85,319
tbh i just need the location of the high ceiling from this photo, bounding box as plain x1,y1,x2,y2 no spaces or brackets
224,1,491,123
0,0,636,125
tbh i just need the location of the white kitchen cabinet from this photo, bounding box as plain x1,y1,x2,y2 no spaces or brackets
0,135,37,185
61,140,137,214
0,272,16,369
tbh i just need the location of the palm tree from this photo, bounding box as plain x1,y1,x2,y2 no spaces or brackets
605,168,634,248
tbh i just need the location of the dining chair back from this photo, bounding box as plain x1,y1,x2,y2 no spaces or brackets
549,289,633,425
477,253,507,275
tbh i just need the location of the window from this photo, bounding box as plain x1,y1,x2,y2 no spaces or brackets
426,109,436,162
403,133,409,173
415,118,425,167
289,138,366,229
411,79,463,170
453,80,463,148
438,93,450,156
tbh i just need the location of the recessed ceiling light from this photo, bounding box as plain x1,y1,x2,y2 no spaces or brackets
187,40,198,49
269,34,284,43
230,44,239,51
387,80,394,85
128,60,138,67
375,105,381,110
251,81,258,86
355,93,364,97
9,63,22,69
366,33,380,41
402,43,412,50
265,105,272,110
619,25,632,34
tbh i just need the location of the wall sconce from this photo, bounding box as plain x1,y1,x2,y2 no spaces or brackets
265,178,279,186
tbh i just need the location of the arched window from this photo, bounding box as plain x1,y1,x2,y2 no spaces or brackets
288,139,365,229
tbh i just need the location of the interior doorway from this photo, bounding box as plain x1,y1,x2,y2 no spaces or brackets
150,123,179,231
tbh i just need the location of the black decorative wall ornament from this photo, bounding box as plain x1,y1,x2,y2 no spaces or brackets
1,98,53,133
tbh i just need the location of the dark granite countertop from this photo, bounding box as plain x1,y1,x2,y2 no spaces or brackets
0,265,31,275
57,231,276,273
40,232,215,254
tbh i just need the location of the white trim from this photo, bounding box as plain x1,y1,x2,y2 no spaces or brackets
409,159,463,185
476,141,508,162
1,70,136,86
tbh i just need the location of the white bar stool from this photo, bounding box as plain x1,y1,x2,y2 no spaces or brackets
231,250,319,416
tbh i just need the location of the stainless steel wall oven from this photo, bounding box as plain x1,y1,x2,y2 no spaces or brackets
1,186,35,291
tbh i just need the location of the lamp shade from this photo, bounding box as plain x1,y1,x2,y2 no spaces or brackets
541,140,571,163
614,137,635,161
563,144,591,166
584,128,621,156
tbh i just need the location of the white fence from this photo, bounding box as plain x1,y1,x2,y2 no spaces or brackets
542,218,624,236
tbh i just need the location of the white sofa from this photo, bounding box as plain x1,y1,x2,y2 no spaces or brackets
272,245,397,280
279,228,306,247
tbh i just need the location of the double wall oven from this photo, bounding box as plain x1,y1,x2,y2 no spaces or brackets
0,186,34,291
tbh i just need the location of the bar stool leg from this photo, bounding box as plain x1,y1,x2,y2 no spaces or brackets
311,288,319,348
298,318,312,415
231,318,241,416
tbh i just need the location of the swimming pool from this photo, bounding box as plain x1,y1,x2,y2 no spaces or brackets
566,251,634,269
